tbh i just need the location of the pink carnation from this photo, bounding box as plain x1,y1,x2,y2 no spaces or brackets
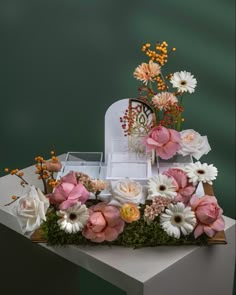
82,202,125,243
46,171,90,210
164,168,195,205
190,194,225,238
144,126,180,160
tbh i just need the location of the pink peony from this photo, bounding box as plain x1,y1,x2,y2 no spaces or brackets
190,194,225,238
82,202,125,243
47,171,90,210
164,168,195,205
144,126,180,160
46,160,62,172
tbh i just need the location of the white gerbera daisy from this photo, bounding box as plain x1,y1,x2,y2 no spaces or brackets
170,71,197,93
160,202,196,239
184,162,218,185
147,174,177,200
57,202,89,234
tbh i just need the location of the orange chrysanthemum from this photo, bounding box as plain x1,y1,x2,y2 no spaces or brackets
133,60,161,85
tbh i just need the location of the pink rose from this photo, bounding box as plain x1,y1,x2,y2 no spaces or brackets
164,168,195,205
190,195,225,238
46,160,62,172
82,202,125,243
47,171,90,210
144,126,180,159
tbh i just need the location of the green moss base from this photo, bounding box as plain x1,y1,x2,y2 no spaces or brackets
41,207,208,247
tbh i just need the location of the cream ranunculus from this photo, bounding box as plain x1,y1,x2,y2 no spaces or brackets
178,129,211,160
110,179,145,206
13,185,49,234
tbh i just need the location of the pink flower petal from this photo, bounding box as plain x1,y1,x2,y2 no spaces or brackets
169,129,181,143
113,220,125,234
156,141,179,159
194,224,204,238
61,171,77,186
198,195,218,206
61,182,75,196
59,199,78,210
67,183,90,204
46,192,65,204
92,202,107,212
179,186,195,197
103,227,119,241
82,228,97,240
196,208,218,225
92,232,105,243
174,193,191,205
204,226,215,237
190,194,200,210
211,216,225,231
152,126,170,144
164,168,187,188
146,137,162,147
90,212,106,233
102,206,121,227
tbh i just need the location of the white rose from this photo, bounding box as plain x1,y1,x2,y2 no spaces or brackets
109,179,145,206
178,129,211,160
13,185,49,234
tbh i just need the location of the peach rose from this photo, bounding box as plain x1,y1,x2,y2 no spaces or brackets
190,194,225,238
82,202,125,243
110,179,144,206
120,203,140,223
46,160,62,172
144,126,180,160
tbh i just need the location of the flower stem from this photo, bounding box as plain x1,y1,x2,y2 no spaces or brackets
40,162,48,194
155,110,159,125
177,95,183,131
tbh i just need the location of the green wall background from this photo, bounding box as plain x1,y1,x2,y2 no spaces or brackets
0,0,235,294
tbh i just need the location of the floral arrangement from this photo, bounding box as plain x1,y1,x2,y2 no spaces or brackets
4,153,225,247
121,41,211,161
3,41,226,247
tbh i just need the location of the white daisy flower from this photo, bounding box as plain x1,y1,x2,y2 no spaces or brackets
147,174,177,200
57,202,89,234
184,162,218,185
160,202,196,239
170,71,197,93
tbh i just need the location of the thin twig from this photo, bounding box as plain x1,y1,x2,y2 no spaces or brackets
5,197,20,206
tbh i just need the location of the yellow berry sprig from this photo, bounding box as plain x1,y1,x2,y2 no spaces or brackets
34,150,61,193
47,150,61,189
156,76,167,91
142,41,176,67
4,168,29,186
34,155,50,194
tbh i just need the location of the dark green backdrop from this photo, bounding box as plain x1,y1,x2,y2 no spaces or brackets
0,1,235,294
